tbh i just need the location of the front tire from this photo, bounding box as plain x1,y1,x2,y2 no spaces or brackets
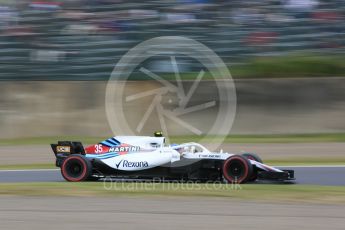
61,154,92,182
242,153,263,182
242,153,263,163
222,155,253,184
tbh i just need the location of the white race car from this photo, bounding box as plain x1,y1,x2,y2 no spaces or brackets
51,133,295,183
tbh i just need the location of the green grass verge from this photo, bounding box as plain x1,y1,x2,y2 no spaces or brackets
0,164,55,170
230,54,345,78
0,182,344,204
265,158,345,166
130,55,345,80
1,133,345,146
0,136,107,146
172,133,345,143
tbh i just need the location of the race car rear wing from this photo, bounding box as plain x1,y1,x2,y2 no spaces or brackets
51,141,85,156
51,141,86,167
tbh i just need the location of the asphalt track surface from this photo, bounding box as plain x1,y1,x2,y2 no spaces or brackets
1,196,344,230
0,166,345,186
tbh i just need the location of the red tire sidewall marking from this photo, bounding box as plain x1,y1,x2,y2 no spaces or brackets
61,156,88,182
223,156,249,183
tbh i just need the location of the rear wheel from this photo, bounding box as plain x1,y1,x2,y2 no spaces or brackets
222,155,253,184
242,153,262,182
61,154,92,182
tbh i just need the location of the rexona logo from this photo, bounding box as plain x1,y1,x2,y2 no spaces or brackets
115,159,149,169
109,146,140,152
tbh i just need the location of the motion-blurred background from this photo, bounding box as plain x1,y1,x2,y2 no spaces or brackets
0,0,345,165
0,0,344,79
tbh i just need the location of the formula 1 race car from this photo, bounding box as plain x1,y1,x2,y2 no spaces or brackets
51,134,295,183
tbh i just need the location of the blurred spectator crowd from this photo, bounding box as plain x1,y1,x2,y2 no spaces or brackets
0,0,344,79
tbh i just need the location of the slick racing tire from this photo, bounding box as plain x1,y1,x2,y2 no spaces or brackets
242,153,263,163
61,154,92,182
222,155,253,184
242,153,262,182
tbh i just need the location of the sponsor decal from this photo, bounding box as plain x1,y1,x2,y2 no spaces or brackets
198,154,221,158
115,159,123,168
56,146,70,153
109,145,140,153
115,159,149,169
85,144,110,154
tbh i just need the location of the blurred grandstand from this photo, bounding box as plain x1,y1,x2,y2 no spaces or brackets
0,0,344,80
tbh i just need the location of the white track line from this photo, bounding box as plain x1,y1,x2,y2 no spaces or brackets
0,169,59,172
274,165,345,168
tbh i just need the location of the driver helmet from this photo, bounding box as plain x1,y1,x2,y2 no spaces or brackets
154,131,163,137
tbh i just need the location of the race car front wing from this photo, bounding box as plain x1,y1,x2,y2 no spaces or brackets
258,169,295,181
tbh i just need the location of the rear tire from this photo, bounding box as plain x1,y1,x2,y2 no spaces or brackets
222,155,253,184
61,154,92,182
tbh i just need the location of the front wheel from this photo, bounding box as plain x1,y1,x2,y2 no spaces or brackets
61,154,92,182
242,153,263,163
222,155,253,184
242,153,263,182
